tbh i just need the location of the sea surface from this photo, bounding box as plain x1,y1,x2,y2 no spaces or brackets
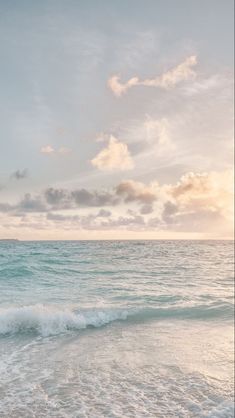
0,240,234,418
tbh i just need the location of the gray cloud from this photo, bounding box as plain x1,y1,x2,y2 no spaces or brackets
71,189,118,207
0,187,118,215
44,188,71,210
47,212,80,222
45,211,145,231
116,181,156,204
11,169,28,180
0,203,14,213
44,187,119,208
0,169,232,237
95,215,146,231
45,188,68,205
18,194,47,213
140,204,154,215
162,201,178,224
96,209,112,217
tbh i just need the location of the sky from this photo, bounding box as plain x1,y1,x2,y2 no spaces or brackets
0,0,234,240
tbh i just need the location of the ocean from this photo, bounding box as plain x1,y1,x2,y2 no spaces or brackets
0,240,234,417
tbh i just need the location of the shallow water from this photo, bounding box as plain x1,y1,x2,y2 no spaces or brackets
0,240,234,417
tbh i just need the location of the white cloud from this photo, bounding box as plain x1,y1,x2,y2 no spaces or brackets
91,136,134,171
108,76,139,97
143,116,175,155
40,146,71,155
40,145,55,154
166,169,234,221
108,55,197,97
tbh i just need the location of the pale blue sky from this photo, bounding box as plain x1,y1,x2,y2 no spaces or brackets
0,0,234,239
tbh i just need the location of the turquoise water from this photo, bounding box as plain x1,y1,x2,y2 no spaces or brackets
0,240,234,417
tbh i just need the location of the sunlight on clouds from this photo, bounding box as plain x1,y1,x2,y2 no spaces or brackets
144,117,170,145
168,169,234,221
116,180,157,204
91,136,134,171
40,146,71,155
143,116,175,156
0,169,233,239
40,145,55,154
108,55,197,97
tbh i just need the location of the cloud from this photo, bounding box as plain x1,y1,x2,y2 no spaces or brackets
96,209,112,217
47,212,80,222
0,203,14,213
140,204,154,215
91,136,134,171
0,169,233,237
144,117,171,146
116,180,157,204
44,187,119,208
40,145,55,154
108,55,197,97
157,169,234,233
168,170,234,219
18,193,48,213
10,169,28,180
143,116,175,155
71,189,118,207
102,215,146,229
40,146,71,155
44,188,69,207
182,74,231,96
108,76,139,97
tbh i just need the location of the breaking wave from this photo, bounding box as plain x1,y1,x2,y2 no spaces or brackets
0,305,129,337
0,301,233,337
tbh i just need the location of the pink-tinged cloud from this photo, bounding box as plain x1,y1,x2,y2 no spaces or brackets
108,55,197,97
40,146,71,155
91,136,134,171
40,145,55,154
0,169,233,238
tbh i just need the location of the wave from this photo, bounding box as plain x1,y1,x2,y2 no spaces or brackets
129,302,233,322
0,301,232,337
0,305,129,337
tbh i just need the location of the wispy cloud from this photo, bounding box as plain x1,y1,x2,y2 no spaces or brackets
91,136,134,171
40,145,55,154
40,145,71,155
58,147,72,155
108,55,197,97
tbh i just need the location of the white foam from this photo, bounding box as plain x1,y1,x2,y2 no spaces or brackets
204,401,234,417
0,305,129,337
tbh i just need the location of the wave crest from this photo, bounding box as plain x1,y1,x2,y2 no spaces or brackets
0,305,129,337
0,301,232,337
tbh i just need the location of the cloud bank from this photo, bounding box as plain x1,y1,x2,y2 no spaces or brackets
0,169,233,238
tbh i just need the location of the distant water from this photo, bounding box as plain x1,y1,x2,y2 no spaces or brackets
0,240,234,417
